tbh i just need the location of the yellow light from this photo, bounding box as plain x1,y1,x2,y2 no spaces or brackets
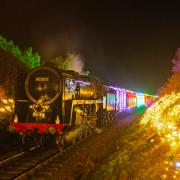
0,107,5,112
14,114,18,123
139,92,180,179
5,106,11,111
140,92,180,149
168,124,173,129
55,115,60,124
171,141,176,147
170,162,173,166
8,99,14,103
2,98,8,104
162,174,167,178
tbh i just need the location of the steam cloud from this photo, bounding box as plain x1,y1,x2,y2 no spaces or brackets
67,54,85,74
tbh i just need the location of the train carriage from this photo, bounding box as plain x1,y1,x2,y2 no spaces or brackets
126,90,137,108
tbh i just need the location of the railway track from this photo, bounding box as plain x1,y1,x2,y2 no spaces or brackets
0,145,58,180
0,148,22,162
0,146,39,166
0,130,96,180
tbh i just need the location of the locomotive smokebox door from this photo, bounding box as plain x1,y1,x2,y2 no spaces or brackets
25,66,62,105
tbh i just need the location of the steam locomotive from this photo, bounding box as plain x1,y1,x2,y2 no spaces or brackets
9,64,156,149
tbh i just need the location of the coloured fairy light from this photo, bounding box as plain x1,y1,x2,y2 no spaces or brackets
0,97,14,113
175,161,180,169
29,102,50,120
141,92,180,150
1,98,8,104
0,107,5,112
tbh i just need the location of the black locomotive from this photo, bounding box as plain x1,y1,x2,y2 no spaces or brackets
11,64,115,149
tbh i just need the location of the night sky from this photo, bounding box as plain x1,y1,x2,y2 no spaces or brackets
0,0,180,94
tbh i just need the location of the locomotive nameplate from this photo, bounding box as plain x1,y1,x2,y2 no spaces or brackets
35,77,49,82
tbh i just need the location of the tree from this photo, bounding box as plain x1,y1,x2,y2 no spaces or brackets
172,48,180,73
159,48,180,97
23,47,41,68
0,35,41,69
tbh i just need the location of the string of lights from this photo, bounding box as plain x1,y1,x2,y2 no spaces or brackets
140,92,180,178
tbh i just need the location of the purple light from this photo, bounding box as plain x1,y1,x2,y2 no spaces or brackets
76,80,90,86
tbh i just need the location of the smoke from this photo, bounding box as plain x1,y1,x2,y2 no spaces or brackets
67,54,85,74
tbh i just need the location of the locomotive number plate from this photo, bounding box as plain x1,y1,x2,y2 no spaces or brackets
35,77,49,82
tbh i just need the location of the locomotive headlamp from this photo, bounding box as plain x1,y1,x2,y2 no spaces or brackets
48,127,56,135
14,114,18,123
55,115,60,124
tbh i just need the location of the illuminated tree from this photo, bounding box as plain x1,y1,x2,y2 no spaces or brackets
23,47,41,68
0,35,41,126
0,35,40,69
0,36,14,50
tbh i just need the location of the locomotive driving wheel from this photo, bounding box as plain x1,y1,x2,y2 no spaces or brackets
56,134,65,152
22,132,33,151
78,131,83,142
40,134,46,148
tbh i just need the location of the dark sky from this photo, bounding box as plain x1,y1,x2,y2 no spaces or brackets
0,0,180,94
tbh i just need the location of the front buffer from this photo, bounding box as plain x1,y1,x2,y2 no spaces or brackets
9,121,64,149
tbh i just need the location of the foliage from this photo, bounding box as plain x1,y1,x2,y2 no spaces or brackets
159,48,180,97
159,71,180,97
0,95,14,126
172,48,180,73
0,35,40,69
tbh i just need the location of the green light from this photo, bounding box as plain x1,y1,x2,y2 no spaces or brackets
136,93,145,108
0,35,40,69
